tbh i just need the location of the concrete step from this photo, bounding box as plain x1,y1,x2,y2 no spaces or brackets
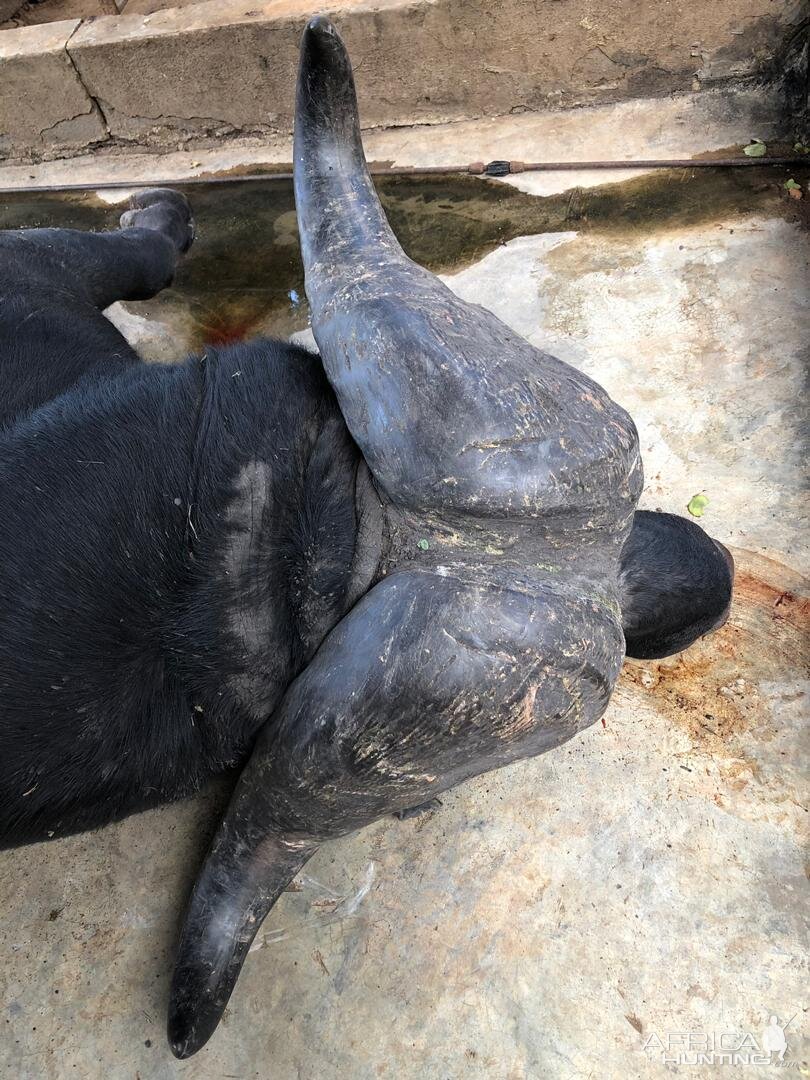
0,84,795,197
0,0,804,163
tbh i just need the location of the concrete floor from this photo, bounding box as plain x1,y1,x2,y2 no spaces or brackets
1,105,808,1078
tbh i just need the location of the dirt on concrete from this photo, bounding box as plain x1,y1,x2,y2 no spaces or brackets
0,0,121,30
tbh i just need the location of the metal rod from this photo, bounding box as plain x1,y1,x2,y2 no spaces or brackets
0,157,805,196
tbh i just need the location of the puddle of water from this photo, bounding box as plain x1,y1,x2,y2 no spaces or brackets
1,166,805,354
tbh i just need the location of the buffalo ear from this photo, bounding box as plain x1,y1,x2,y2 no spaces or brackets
619,510,733,659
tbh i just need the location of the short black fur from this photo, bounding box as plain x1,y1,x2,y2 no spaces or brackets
619,510,733,659
0,194,369,846
0,190,733,856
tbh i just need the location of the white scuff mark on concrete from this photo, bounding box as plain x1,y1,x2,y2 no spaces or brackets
248,862,377,953
104,301,186,363
94,187,137,205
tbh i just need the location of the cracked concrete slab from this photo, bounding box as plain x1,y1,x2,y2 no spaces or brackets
0,19,107,158
1,0,805,161
0,153,807,1077
0,1,122,30
0,83,794,196
0,0,26,22
64,0,805,152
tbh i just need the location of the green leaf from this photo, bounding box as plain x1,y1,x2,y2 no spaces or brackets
794,141,810,154
417,538,430,550
687,493,710,518
743,141,767,157
785,178,801,190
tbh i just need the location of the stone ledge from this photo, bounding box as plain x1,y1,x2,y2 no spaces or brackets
0,19,107,158
0,85,791,197
0,0,805,163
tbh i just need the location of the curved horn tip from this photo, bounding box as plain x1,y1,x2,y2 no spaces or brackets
167,951,234,1059
165,834,319,1059
299,15,349,78
167,995,220,1059
305,14,338,38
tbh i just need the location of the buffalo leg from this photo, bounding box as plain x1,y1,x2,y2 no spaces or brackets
0,189,193,427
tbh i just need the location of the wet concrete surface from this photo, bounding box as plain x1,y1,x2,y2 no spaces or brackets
2,163,806,353
0,161,808,1078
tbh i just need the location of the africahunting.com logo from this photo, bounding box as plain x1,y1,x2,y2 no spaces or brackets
641,1014,802,1067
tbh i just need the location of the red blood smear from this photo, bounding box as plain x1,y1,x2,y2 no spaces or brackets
202,318,257,345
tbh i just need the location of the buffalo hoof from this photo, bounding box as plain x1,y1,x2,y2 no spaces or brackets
119,188,195,254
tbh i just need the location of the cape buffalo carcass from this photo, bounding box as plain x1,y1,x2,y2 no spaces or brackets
0,17,733,1059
